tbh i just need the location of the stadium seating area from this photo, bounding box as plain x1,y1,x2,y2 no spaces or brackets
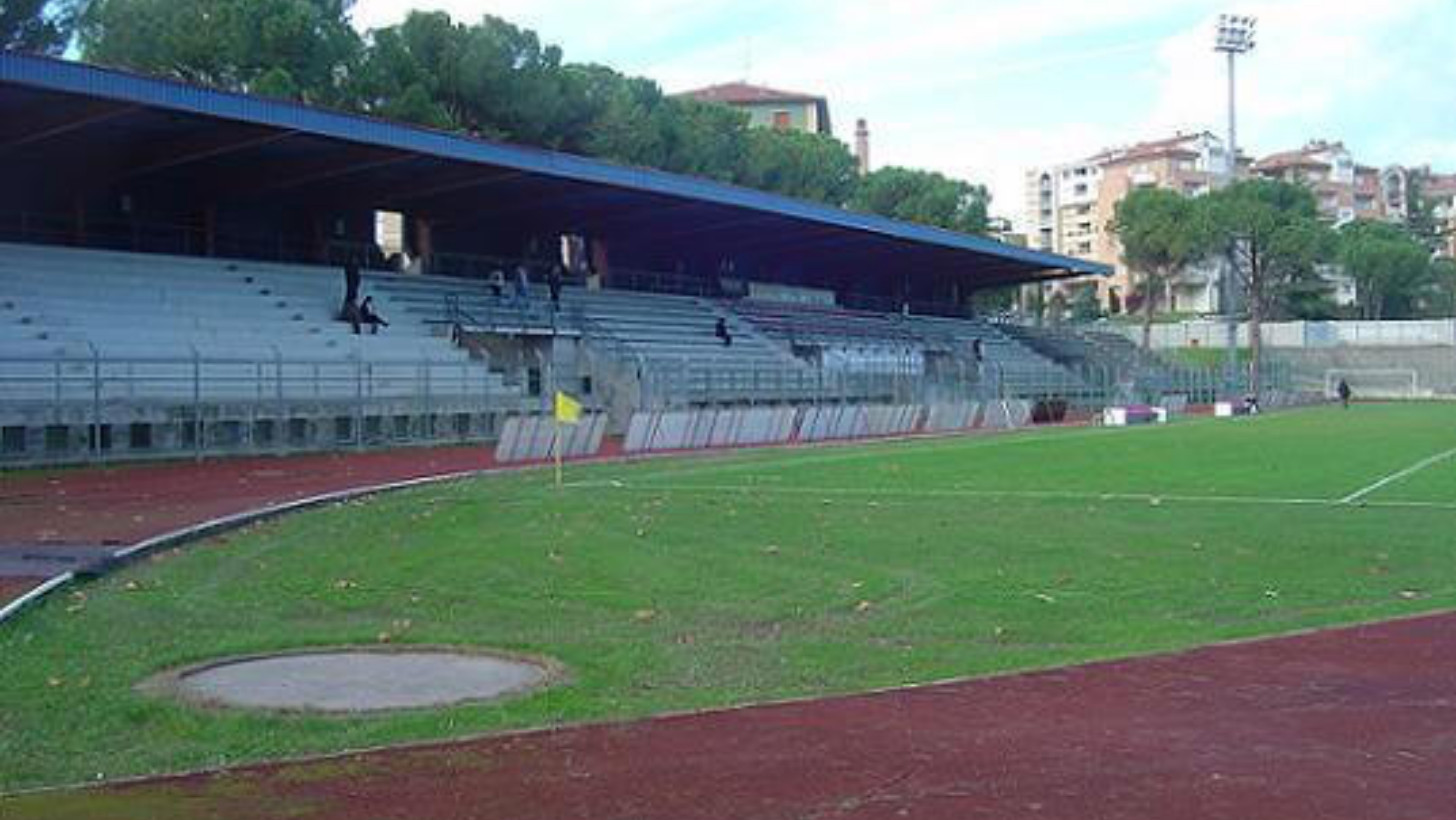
998,322,1215,402
0,241,1112,463
369,274,827,403
0,244,530,464
0,242,509,403
730,298,1081,394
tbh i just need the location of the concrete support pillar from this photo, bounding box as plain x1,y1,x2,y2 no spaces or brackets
414,216,433,275
204,204,217,257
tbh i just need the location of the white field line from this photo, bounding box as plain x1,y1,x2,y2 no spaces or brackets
1339,446,1456,505
566,480,1456,512
614,425,1149,485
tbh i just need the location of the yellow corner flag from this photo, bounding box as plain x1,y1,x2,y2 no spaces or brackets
552,391,583,488
554,390,582,425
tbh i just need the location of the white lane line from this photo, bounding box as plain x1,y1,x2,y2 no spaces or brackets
577,482,1337,508
1339,446,1456,505
619,425,1148,484
570,481,1456,512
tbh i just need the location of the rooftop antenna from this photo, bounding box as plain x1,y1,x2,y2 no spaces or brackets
742,36,754,82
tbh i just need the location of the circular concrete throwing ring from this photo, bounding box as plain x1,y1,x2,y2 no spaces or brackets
140,646,562,714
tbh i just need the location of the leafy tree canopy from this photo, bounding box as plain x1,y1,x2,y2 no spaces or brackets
1202,178,1336,393
77,5,993,233
1339,219,1442,320
3,0,84,54
80,0,362,105
1203,179,1336,320
1110,186,1212,347
849,166,990,235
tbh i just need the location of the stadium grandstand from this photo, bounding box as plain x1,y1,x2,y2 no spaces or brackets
0,52,1123,465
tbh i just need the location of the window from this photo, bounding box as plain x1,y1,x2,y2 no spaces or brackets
772,110,791,130
1074,184,1088,196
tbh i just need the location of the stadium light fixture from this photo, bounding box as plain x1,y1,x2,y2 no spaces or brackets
1214,14,1257,54
1214,13,1256,397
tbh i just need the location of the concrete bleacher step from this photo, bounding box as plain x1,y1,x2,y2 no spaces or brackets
0,243,513,407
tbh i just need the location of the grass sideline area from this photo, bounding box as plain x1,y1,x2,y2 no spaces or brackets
3,403,1455,791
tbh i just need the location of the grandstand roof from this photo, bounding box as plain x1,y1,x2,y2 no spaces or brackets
0,53,1108,287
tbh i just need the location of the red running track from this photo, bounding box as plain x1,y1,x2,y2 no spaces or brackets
13,610,1456,819
0,445,512,606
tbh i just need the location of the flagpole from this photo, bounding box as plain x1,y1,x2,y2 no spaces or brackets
554,415,563,489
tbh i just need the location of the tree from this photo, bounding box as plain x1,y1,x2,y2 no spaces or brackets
77,4,1002,235
2,0,84,54
738,127,859,206
1068,284,1102,322
1403,171,1446,255
1111,187,1210,350
1429,258,1456,318
80,0,362,105
1339,219,1438,320
849,166,990,235
1203,179,1335,397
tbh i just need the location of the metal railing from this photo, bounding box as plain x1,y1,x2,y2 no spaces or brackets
0,352,528,465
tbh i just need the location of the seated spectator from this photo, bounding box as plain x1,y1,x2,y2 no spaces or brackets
487,268,506,299
714,316,733,347
359,296,389,335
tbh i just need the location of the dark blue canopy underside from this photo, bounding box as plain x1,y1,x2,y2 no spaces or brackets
0,53,1109,287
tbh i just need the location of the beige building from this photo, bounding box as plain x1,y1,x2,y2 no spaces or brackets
1024,133,1434,318
1423,172,1456,259
678,82,832,135
1024,131,1232,315
1251,140,1408,224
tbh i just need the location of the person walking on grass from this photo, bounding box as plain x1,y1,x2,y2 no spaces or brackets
1337,378,1352,409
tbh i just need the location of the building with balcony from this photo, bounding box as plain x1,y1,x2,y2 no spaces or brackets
1023,132,1231,316
1251,140,1407,225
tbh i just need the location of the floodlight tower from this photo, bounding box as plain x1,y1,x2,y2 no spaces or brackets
1215,13,1255,396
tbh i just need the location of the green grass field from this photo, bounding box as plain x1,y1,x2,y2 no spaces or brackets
3,403,1455,792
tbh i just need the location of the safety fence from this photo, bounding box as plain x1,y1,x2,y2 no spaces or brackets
0,353,533,466
616,400,1040,456
1114,319,1456,349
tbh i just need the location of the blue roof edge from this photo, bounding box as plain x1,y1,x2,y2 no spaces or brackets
0,53,1111,278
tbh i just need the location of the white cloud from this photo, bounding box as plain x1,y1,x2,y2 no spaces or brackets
350,1,1455,221
1143,0,1450,159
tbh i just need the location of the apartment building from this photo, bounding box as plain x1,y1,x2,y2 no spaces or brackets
1023,131,1231,315
1423,172,1456,259
1023,132,1439,318
1250,140,1408,224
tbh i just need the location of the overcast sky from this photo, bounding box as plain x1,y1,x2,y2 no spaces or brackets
351,0,1456,226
